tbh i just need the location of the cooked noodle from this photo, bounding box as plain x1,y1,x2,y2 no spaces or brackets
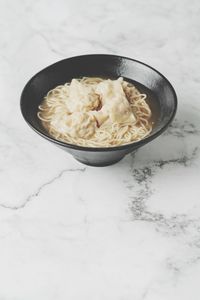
37,77,152,147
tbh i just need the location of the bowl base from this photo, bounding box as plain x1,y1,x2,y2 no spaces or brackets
74,156,124,167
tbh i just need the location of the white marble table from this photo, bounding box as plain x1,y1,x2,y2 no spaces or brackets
0,0,200,299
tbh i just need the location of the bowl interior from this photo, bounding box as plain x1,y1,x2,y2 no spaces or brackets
20,54,177,150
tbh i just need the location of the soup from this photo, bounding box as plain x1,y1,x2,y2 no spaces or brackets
37,77,153,147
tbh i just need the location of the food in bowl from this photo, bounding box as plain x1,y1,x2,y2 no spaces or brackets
37,77,153,147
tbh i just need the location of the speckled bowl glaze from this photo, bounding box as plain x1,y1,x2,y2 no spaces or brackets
20,54,177,166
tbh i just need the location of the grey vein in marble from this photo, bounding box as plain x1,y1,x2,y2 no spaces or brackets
0,168,86,210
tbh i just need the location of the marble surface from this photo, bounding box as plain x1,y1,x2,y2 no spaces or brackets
0,0,200,299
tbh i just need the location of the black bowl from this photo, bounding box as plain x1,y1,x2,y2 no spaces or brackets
20,54,177,166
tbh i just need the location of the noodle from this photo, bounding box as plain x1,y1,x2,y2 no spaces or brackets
37,77,152,147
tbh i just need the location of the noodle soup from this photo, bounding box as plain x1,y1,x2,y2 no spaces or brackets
37,77,154,147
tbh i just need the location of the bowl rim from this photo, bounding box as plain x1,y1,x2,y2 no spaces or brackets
20,54,178,152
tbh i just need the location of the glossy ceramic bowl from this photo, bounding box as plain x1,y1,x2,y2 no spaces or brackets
20,54,177,166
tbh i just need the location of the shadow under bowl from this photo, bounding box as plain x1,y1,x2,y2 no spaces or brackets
20,54,177,166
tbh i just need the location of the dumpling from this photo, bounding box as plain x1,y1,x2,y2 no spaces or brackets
67,79,100,113
50,111,97,139
65,112,97,139
95,78,136,124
